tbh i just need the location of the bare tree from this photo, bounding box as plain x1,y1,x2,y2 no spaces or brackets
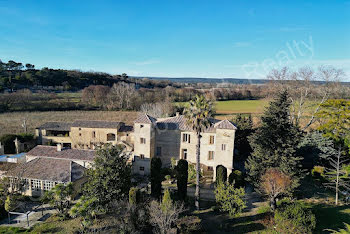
324,146,350,205
267,66,345,130
106,82,139,110
149,200,184,234
140,100,173,118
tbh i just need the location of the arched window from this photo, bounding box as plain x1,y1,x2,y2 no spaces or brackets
107,133,116,141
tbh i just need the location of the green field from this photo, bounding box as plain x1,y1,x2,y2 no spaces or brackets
176,99,269,115
214,99,269,114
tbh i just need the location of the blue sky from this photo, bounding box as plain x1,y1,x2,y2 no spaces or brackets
0,0,349,79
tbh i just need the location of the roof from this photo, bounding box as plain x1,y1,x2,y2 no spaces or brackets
0,162,18,172
6,158,85,182
27,145,95,161
155,115,235,132
37,122,72,131
72,120,122,129
214,119,237,130
134,113,157,124
119,125,133,132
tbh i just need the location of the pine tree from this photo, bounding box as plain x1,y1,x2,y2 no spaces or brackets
84,144,131,211
245,90,302,188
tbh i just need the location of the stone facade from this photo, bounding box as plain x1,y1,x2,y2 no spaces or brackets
36,114,237,179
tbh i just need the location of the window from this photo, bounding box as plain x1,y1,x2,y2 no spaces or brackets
31,179,41,191
140,138,146,144
44,181,55,191
79,128,81,131
107,133,116,141
156,147,162,156
92,131,96,138
140,167,145,171
79,133,82,136
208,166,214,171
140,154,145,159
182,149,187,160
182,133,190,143
140,124,144,128
221,144,226,151
208,151,214,160
209,136,215,144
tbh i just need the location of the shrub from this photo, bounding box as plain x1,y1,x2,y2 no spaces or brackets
177,216,202,233
151,157,162,199
228,170,244,188
214,182,246,217
188,163,201,182
274,202,316,234
216,165,227,185
129,187,139,205
176,159,188,201
311,166,325,178
0,134,17,154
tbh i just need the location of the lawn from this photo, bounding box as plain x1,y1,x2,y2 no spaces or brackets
214,99,269,114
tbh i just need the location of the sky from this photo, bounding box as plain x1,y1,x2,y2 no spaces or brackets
0,0,349,79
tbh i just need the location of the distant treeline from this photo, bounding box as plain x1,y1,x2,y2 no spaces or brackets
0,59,178,92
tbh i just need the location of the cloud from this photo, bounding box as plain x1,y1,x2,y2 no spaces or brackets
131,59,160,66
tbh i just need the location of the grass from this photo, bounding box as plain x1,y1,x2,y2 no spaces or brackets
30,215,82,233
0,227,29,233
307,203,350,233
0,110,138,135
214,99,269,114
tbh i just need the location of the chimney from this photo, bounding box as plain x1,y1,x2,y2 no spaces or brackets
57,144,62,152
176,112,180,117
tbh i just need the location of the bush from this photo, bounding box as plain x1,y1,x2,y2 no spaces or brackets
216,165,227,185
214,182,246,217
0,133,35,154
177,216,202,233
0,134,17,154
151,157,162,199
311,166,325,178
176,159,188,201
228,170,244,188
129,187,139,205
188,163,201,182
274,202,316,234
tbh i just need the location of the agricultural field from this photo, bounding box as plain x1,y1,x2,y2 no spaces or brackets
214,99,269,114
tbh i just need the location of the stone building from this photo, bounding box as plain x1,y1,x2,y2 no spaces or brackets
6,145,95,197
35,113,237,179
132,113,237,178
36,120,133,151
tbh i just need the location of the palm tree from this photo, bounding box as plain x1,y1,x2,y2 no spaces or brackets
184,95,213,210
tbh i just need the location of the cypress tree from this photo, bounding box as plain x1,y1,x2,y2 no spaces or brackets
176,159,188,201
245,90,302,188
216,165,227,185
151,157,162,198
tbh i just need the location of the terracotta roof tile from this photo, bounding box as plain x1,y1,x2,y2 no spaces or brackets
134,113,157,124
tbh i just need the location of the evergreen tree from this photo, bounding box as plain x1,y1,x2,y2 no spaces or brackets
245,90,302,188
234,114,255,163
216,165,227,185
84,144,131,211
151,157,162,199
176,159,188,201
